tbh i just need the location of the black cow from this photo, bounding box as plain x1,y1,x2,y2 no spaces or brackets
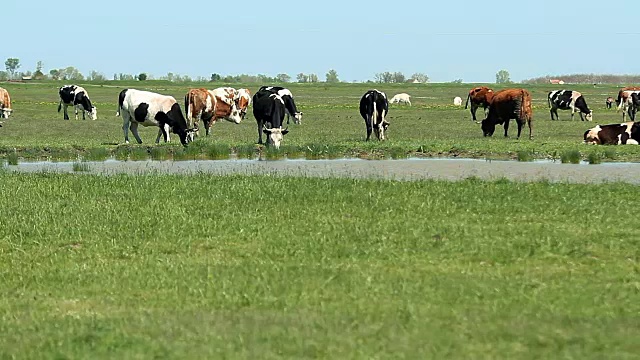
252,92,288,148
117,89,195,146
57,85,97,120
584,122,640,145
359,89,390,141
628,93,640,121
256,86,303,124
547,90,592,121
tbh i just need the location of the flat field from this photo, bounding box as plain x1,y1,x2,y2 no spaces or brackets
2,81,640,161
1,172,640,359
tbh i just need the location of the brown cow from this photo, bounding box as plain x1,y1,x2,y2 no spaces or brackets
480,88,533,139
0,87,12,119
184,87,243,137
465,86,494,121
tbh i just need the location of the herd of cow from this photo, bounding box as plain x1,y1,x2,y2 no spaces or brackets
1,84,640,147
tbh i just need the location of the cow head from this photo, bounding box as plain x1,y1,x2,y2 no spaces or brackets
481,119,496,137
88,106,98,120
376,121,390,140
583,126,601,144
263,126,289,149
177,128,197,146
293,112,303,124
1,108,12,119
585,110,593,122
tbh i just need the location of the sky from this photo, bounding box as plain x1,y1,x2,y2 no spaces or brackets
3,0,639,83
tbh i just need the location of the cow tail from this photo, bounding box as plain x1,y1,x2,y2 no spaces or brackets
547,93,551,109
521,90,530,121
465,93,470,109
185,92,191,122
372,100,378,125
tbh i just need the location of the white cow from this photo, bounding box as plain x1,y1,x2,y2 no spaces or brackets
117,89,195,146
453,96,463,106
389,93,411,106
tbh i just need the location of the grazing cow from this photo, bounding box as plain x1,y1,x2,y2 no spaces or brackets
359,89,390,141
236,88,252,119
627,93,640,121
606,97,615,109
256,86,302,124
547,90,593,121
584,121,640,145
117,89,195,146
453,96,463,106
465,86,494,121
617,89,640,121
57,85,97,120
0,87,12,119
252,92,288,148
184,87,243,137
389,93,412,106
481,88,533,139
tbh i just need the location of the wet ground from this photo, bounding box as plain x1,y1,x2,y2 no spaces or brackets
5,158,640,184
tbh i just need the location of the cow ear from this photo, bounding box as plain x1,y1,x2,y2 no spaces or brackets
263,129,270,134
282,129,289,135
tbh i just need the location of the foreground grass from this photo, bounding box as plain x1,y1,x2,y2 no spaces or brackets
0,173,639,358
2,81,640,161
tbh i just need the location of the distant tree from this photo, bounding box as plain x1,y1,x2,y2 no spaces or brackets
276,73,291,83
411,73,429,83
450,78,463,84
88,71,106,81
375,72,393,83
0,71,8,81
308,73,318,83
392,72,406,83
296,73,307,83
57,66,84,81
326,69,339,83
5,58,20,79
496,70,511,84
49,69,61,80
137,73,148,81
210,73,221,81
33,61,45,79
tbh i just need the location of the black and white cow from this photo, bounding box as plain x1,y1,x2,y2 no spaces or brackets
116,89,195,146
252,92,288,148
359,89,389,141
548,90,592,121
627,93,640,121
256,86,303,124
584,121,640,145
57,85,97,120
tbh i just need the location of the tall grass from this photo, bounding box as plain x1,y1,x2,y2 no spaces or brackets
6,152,18,165
561,149,581,164
0,173,638,358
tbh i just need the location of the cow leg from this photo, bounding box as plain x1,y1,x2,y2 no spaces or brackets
63,104,70,120
470,104,478,121
407,99,412,106
204,118,213,137
74,105,79,120
516,120,523,139
130,122,143,144
365,117,373,141
503,120,510,137
122,114,131,144
257,120,264,144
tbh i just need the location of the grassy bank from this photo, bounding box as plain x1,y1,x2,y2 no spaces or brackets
0,173,638,358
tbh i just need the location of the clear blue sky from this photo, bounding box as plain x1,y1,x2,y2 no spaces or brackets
4,0,639,83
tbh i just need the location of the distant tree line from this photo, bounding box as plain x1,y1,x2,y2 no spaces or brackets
374,72,429,83
522,74,640,84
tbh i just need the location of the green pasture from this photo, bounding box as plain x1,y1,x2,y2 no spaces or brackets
2,81,640,161
1,172,640,359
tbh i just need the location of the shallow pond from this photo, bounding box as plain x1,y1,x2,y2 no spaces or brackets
4,158,640,184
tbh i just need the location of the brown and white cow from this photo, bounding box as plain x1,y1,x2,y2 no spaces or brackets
480,88,533,139
0,87,13,119
236,88,251,119
606,97,615,109
184,87,242,137
584,122,640,145
465,86,494,121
